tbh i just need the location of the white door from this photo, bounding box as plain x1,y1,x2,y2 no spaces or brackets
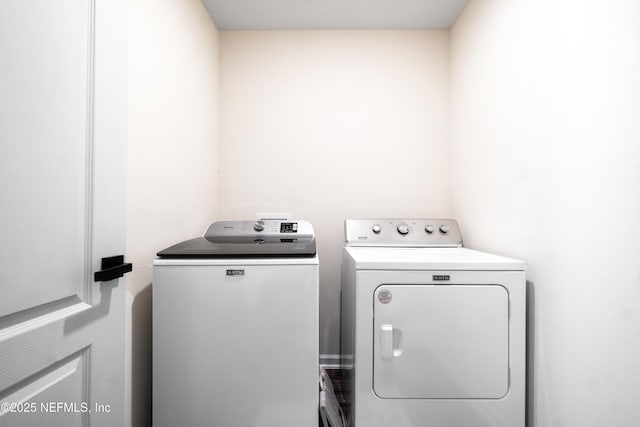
0,0,127,426
373,284,509,399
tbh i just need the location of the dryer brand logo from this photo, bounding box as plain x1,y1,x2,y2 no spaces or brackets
433,275,450,281
378,289,392,304
226,269,245,276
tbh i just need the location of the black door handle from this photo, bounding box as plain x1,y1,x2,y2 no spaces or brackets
94,255,132,282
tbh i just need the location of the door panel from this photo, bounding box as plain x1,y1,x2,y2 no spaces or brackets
0,0,90,317
0,0,126,425
1,352,87,427
373,285,509,399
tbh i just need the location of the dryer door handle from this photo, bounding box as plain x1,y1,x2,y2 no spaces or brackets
380,324,403,359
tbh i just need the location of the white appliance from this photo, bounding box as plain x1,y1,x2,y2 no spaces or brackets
341,219,526,427
153,220,319,427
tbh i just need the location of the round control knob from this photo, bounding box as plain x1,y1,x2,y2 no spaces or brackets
397,224,410,235
253,221,265,232
372,224,382,234
425,224,435,234
439,224,450,234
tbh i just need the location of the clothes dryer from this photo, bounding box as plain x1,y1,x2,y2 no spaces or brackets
153,220,319,427
341,219,526,427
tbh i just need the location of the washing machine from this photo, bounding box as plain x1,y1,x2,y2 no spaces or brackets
153,219,319,427
341,219,526,427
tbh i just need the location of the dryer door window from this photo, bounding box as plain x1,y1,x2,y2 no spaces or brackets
373,284,509,399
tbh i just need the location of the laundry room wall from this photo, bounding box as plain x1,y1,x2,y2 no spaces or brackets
450,1,640,426
128,0,220,425
218,30,451,355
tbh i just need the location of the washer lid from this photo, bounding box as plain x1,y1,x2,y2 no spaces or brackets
157,220,316,258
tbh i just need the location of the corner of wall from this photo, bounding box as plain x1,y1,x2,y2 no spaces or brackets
127,1,221,426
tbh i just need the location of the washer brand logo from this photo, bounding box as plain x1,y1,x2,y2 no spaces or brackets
226,269,245,276
433,275,450,281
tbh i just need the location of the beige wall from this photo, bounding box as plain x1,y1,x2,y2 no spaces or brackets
127,0,220,425
219,30,451,353
450,1,640,425
126,1,640,424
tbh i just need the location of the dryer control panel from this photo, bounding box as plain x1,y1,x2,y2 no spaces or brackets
345,219,462,247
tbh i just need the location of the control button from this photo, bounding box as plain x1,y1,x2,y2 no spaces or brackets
397,224,410,235
439,225,450,234
425,225,435,234
253,221,265,232
372,224,382,234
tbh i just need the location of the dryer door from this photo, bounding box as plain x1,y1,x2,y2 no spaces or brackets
373,284,509,399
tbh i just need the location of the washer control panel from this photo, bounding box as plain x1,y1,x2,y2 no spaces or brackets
205,220,314,240
345,219,462,247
